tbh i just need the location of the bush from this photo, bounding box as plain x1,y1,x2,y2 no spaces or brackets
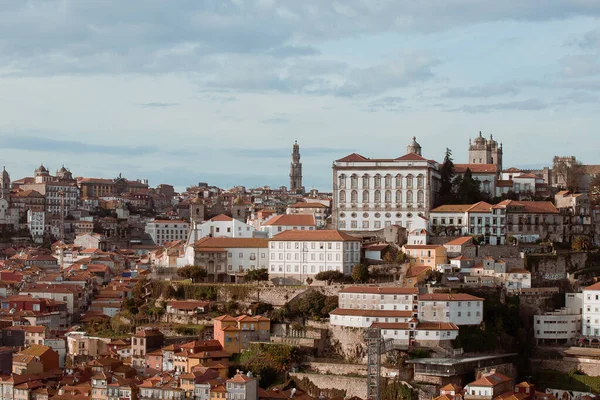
314,270,344,283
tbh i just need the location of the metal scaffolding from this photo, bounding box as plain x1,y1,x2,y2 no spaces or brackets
365,327,382,400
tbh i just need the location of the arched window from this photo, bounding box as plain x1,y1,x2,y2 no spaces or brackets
362,190,370,203
351,175,358,189
374,190,381,203
385,190,392,203
417,190,424,203
339,174,346,188
396,190,402,204
417,174,424,188
374,174,381,189
406,174,413,188
362,174,370,188
351,190,358,203
385,174,392,188
395,174,402,188
339,191,346,203
406,190,413,203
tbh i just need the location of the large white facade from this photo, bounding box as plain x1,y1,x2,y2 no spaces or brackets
332,139,440,232
145,219,189,246
583,283,600,336
418,293,484,325
267,230,361,283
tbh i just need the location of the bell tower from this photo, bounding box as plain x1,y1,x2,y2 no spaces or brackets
0,167,10,199
289,141,304,193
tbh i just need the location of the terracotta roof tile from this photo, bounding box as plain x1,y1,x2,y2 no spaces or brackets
270,229,360,242
262,214,316,227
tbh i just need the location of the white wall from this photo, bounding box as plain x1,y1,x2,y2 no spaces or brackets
418,300,483,325
583,289,600,336
268,240,360,278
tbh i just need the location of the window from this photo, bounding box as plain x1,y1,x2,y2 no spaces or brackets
395,175,402,188
406,190,413,203
339,191,346,203
374,190,381,203
362,190,369,203
351,190,358,203
385,190,391,203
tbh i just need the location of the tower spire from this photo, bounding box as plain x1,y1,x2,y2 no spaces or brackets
289,141,303,194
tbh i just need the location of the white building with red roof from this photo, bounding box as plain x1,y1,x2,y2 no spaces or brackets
332,137,440,233
267,229,361,284
145,219,189,246
583,282,600,337
259,214,316,237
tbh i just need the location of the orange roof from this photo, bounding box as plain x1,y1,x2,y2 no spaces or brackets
468,373,512,387
194,237,268,249
336,153,369,162
497,179,514,187
396,152,427,161
454,164,498,174
404,244,444,250
228,373,254,383
431,204,472,213
585,282,600,291
288,202,326,208
209,214,233,222
419,293,484,301
262,214,316,227
441,383,462,391
405,265,431,278
415,322,459,331
492,200,559,214
270,229,360,242
467,201,493,213
444,237,473,246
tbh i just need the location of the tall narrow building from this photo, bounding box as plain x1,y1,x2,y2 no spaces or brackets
289,141,304,193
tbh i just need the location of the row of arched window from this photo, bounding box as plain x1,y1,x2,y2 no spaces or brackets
339,189,425,204
338,173,425,189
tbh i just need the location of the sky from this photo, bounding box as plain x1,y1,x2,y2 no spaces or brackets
1,1,599,192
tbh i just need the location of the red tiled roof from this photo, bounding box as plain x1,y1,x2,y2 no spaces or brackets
210,214,233,222
444,237,473,246
336,153,369,162
262,214,316,227
271,229,360,242
492,200,559,214
288,202,326,208
396,152,427,161
585,282,600,291
468,372,512,387
419,293,484,301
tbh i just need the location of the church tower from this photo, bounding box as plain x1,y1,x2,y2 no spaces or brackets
406,136,422,156
0,167,10,199
289,141,304,193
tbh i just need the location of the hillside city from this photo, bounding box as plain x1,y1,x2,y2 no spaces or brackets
0,134,599,400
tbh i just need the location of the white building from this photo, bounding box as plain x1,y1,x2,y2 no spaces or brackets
332,137,441,232
260,214,316,238
464,372,513,399
27,209,46,243
583,282,600,337
534,292,583,345
331,287,484,328
418,293,484,325
374,321,459,345
338,286,419,311
268,230,361,284
190,214,257,240
429,202,505,245
330,309,414,328
145,219,189,246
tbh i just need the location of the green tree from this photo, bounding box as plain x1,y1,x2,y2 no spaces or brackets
352,264,369,283
453,168,483,204
572,235,591,252
314,270,344,283
177,265,207,283
438,148,457,205
245,268,269,282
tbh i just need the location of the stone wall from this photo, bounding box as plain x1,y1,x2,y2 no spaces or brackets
533,357,600,377
327,325,368,363
525,252,588,282
302,361,399,378
290,373,367,399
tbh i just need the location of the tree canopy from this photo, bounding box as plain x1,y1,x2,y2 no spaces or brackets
438,148,457,205
453,168,483,204
177,265,207,283
351,264,369,283
245,268,269,282
314,270,344,283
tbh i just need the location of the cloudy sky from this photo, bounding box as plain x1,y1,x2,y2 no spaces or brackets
1,1,599,191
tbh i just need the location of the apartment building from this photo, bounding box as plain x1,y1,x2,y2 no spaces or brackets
268,229,361,284
418,293,484,326
145,219,189,246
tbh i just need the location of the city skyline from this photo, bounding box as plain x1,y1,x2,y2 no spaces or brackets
0,1,599,190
